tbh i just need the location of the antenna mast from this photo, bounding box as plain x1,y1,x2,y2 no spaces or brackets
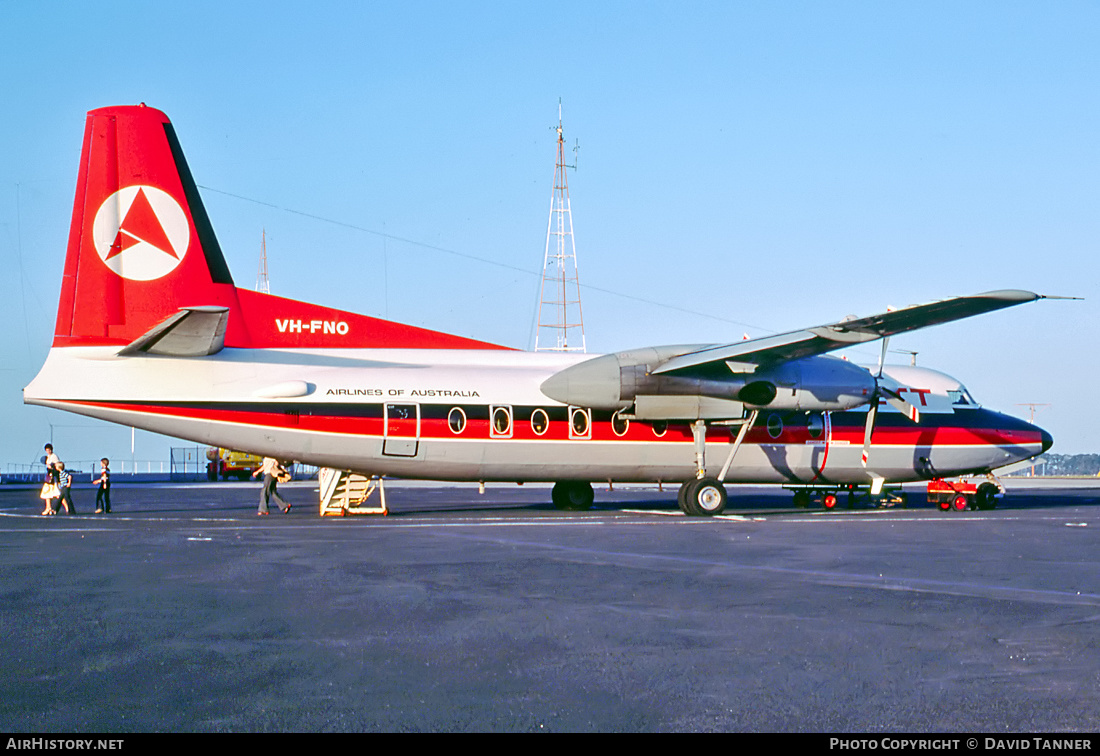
535,101,586,352
256,229,270,293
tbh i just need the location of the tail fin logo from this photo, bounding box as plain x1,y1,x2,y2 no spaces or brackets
92,185,190,281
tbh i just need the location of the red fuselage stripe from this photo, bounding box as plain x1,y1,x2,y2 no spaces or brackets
59,400,1045,448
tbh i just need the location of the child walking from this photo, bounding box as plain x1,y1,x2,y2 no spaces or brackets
56,462,76,515
95,458,111,514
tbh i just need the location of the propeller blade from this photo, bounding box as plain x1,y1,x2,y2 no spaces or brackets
861,403,878,467
876,337,890,378
862,340,918,467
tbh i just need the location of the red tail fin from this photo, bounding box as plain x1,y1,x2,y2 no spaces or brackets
55,105,506,351
55,104,236,347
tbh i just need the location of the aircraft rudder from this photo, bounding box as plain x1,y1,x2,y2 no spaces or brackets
53,104,236,348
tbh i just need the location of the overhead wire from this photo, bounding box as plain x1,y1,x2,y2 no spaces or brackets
197,184,769,333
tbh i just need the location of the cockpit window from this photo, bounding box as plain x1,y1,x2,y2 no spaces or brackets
948,388,979,408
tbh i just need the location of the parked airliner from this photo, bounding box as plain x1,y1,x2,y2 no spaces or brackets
24,105,1053,515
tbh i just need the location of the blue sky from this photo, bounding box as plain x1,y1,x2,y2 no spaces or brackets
1,1,1097,468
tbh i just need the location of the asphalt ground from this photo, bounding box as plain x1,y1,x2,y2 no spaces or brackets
1,479,1098,733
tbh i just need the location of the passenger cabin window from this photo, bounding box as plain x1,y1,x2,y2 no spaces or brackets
448,407,466,434
491,405,513,438
806,413,824,439
570,407,591,439
531,408,549,436
612,412,629,437
767,414,784,439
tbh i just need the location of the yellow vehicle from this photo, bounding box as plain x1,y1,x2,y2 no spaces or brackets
205,448,263,481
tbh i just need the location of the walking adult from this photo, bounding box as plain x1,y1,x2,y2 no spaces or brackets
251,457,291,515
39,443,61,515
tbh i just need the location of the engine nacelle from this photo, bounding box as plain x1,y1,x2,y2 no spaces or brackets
753,356,876,411
540,348,875,418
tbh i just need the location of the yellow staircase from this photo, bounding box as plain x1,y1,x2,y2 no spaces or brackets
318,468,388,516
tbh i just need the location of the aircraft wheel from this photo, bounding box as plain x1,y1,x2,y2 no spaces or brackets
677,481,695,514
952,494,969,511
822,493,838,510
552,481,594,511
975,483,998,511
792,490,810,509
682,478,726,517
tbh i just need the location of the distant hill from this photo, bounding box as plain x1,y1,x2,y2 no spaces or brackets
1011,454,1100,477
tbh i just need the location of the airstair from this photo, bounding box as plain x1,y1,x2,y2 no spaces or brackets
318,468,388,516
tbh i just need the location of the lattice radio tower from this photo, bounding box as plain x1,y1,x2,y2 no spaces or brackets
255,229,270,293
535,102,586,352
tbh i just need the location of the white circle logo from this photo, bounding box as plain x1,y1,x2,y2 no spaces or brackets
92,186,190,281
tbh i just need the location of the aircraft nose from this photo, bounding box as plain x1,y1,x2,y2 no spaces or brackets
1039,426,1054,454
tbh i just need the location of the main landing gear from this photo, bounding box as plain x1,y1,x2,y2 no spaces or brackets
551,481,595,511
678,478,728,517
550,478,730,516
673,414,753,517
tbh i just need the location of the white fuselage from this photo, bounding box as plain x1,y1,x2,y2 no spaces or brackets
24,346,1048,485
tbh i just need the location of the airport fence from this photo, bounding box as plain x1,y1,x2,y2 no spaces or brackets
3,459,171,483
168,447,318,482
3,449,318,484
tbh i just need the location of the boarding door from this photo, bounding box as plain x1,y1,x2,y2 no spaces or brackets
383,403,420,457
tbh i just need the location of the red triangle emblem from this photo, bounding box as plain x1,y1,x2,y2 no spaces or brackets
105,188,179,261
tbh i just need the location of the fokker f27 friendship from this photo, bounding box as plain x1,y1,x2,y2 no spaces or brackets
25,105,1055,515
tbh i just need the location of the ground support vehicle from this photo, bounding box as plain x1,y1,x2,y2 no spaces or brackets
926,477,1001,511
205,448,263,481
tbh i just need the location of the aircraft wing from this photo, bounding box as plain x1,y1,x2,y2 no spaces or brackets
651,290,1044,375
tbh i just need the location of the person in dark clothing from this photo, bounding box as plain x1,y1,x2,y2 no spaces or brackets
56,462,76,515
94,458,111,513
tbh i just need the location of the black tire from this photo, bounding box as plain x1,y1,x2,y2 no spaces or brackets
551,481,594,511
677,480,696,515
793,490,810,509
683,478,727,517
975,483,998,511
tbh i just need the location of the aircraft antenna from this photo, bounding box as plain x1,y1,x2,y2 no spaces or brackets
256,229,270,293
535,100,586,352
1016,403,1051,477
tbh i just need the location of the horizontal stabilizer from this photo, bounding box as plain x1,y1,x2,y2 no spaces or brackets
117,306,229,356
